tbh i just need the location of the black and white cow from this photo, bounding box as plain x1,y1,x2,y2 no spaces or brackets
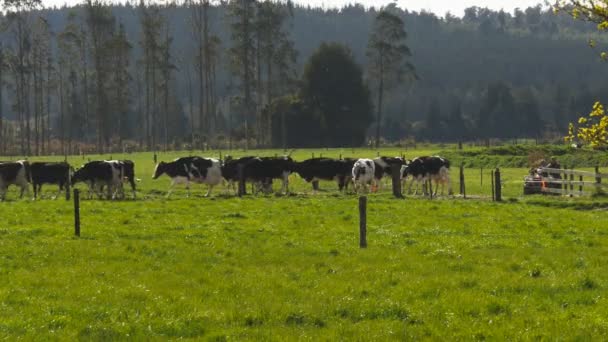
153,156,222,197
221,156,258,192
352,159,376,193
402,156,451,196
72,160,123,199
373,156,406,189
222,156,294,194
31,162,71,199
295,158,355,192
105,160,138,199
0,160,31,200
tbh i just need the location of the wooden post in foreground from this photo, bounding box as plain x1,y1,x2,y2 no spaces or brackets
237,164,246,197
359,196,367,248
74,189,80,237
570,169,574,193
579,175,583,195
595,166,601,185
494,168,502,202
491,170,495,201
391,164,403,199
459,164,466,198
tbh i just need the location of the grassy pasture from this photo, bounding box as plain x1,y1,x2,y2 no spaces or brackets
1,148,608,339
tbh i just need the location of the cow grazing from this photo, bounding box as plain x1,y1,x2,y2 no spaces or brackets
153,156,222,197
31,162,71,199
402,156,452,196
220,156,258,192
295,158,355,192
352,159,376,193
105,160,138,199
427,156,452,196
373,156,406,189
72,161,123,199
222,156,294,194
0,161,31,200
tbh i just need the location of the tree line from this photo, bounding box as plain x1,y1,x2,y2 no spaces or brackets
0,1,606,155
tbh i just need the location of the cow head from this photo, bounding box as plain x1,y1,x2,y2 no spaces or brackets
71,167,86,185
152,162,166,179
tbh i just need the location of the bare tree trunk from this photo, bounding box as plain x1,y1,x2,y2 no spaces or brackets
256,33,262,147
203,0,211,138
187,63,194,147
0,45,4,155
33,53,39,156
81,26,90,145
46,56,52,154
59,62,65,156
163,26,169,152
374,61,384,149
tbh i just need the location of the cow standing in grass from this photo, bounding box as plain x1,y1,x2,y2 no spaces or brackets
295,158,355,193
105,160,138,199
0,160,31,201
402,156,451,196
31,162,71,199
373,156,406,190
352,159,375,193
72,161,123,199
153,157,222,197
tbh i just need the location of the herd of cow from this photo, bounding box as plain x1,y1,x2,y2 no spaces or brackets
0,155,452,200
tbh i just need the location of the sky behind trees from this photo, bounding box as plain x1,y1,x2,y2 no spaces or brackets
44,0,546,17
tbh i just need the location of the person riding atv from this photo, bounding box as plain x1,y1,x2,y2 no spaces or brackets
523,157,562,195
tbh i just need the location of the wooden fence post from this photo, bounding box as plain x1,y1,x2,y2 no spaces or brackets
74,189,80,237
579,175,583,195
459,164,466,199
359,196,367,248
339,153,342,160
494,168,502,202
458,141,463,150
491,170,495,201
153,153,157,164
570,168,574,193
391,164,403,199
312,152,315,159
480,167,483,187
563,166,568,195
595,166,601,185
237,164,246,197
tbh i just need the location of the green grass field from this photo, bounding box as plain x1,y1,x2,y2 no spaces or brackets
1,148,608,339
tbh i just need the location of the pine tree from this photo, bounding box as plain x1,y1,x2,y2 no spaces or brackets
228,0,257,149
367,10,416,148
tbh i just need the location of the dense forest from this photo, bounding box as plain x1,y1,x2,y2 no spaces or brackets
0,1,607,154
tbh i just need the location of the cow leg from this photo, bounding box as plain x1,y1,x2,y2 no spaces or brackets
54,184,63,200
282,174,289,194
407,178,415,195
205,184,214,197
129,178,137,199
166,179,176,198
185,179,191,198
